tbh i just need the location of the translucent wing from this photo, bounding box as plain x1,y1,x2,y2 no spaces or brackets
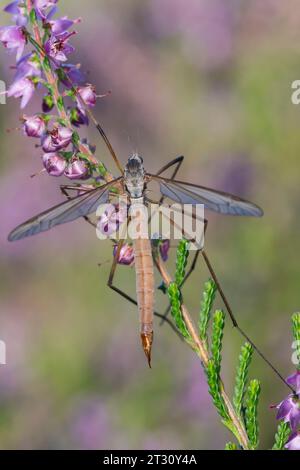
148,174,263,217
8,178,122,241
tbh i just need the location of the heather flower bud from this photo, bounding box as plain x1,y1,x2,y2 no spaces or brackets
49,17,81,36
23,115,46,138
59,63,85,88
0,25,26,61
34,0,58,20
64,158,89,180
42,125,73,152
286,371,300,395
160,239,170,262
285,432,300,450
77,84,97,108
42,93,54,113
69,107,89,127
42,153,67,177
276,395,300,431
113,244,134,266
7,77,35,109
4,2,27,27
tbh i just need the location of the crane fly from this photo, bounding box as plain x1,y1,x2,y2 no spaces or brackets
8,153,263,367
5,42,293,391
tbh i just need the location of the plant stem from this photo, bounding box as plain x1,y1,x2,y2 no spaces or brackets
154,253,250,449
25,0,103,169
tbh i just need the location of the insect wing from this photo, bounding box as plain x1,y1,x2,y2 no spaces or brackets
8,179,121,241
148,175,263,217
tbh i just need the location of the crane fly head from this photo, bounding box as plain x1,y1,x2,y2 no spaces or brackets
124,153,145,198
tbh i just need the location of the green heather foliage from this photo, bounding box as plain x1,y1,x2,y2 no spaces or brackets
233,343,253,416
244,379,261,449
175,240,190,286
292,312,300,371
199,279,217,345
167,282,190,341
205,359,229,421
272,422,291,450
225,442,238,450
211,310,225,374
169,241,300,449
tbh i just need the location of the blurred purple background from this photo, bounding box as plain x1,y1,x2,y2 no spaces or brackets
0,0,300,449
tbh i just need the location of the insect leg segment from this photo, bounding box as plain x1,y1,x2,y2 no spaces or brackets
158,218,208,324
200,248,295,393
159,250,201,325
60,185,97,228
156,155,184,178
156,215,294,391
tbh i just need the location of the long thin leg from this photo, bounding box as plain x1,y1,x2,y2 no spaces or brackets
159,250,201,325
200,249,294,392
158,213,295,393
60,184,92,193
60,186,97,228
159,219,207,325
106,241,182,337
146,156,185,209
146,156,192,325
156,155,184,177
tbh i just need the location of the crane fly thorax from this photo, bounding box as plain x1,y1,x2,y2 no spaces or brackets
124,154,145,199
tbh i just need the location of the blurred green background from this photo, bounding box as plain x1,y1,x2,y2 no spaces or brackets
0,0,300,449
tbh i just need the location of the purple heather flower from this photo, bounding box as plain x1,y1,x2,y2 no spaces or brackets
160,239,170,261
113,244,134,266
285,431,300,451
77,84,97,109
60,63,85,88
70,107,89,127
34,0,58,19
286,371,300,395
97,204,127,237
4,1,19,14
23,115,46,138
48,16,81,36
42,125,73,152
64,158,89,180
0,25,26,61
276,395,300,431
42,153,66,176
4,1,27,26
14,53,42,81
45,31,76,63
7,77,35,109
42,93,54,112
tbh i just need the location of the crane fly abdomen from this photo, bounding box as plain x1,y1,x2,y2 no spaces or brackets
133,237,154,367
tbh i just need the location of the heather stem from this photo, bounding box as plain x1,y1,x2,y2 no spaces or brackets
25,0,101,168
